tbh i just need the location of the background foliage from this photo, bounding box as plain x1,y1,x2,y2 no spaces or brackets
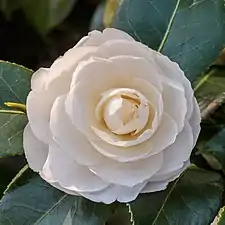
1,0,225,224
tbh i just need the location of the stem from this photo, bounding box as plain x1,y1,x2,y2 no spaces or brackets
4,102,26,113
201,92,225,120
0,109,25,115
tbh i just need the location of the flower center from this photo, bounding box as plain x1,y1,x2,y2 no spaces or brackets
96,88,150,136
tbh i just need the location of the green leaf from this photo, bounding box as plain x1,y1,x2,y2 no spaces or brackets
194,68,225,98
212,206,225,225
21,0,78,35
0,113,27,158
0,169,125,225
0,61,32,107
129,166,224,225
0,156,26,198
112,0,225,81
193,67,225,172
104,0,122,27
90,1,105,31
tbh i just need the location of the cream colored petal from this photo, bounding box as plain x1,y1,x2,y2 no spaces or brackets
40,170,79,196
23,124,48,172
80,182,147,204
150,124,193,182
67,57,123,137
79,28,134,47
47,46,97,88
96,40,160,83
189,98,201,146
48,141,109,193
50,95,105,166
67,56,163,138
162,80,187,132
151,160,190,183
71,55,162,91
141,181,168,193
90,113,178,162
129,78,163,131
91,126,154,147
31,68,49,91
49,182,79,196
40,153,79,195
154,53,194,120
40,153,57,183
26,91,52,144
89,152,163,187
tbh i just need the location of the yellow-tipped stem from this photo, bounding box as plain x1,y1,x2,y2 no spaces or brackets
0,109,25,115
4,102,26,113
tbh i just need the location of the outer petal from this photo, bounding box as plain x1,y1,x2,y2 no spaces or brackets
89,152,163,187
189,98,201,145
26,91,52,144
141,181,168,193
162,80,187,132
143,161,190,192
23,125,48,172
78,28,134,47
80,182,147,204
96,39,158,68
47,46,97,87
48,141,109,193
50,95,105,166
40,167,79,196
154,53,194,120
31,68,49,91
150,123,193,182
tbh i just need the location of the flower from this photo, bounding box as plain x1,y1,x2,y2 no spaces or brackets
23,28,201,204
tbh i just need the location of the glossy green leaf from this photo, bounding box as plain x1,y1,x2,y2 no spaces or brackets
112,0,225,81
90,1,105,31
193,67,225,172
0,112,27,158
21,0,78,35
0,61,32,108
194,67,225,98
0,156,26,198
0,169,126,225
129,166,224,225
212,206,225,225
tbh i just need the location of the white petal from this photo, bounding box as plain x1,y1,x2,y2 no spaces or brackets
67,56,163,139
162,80,187,132
89,152,163,187
90,113,178,162
150,123,193,182
49,182,79,196
80,182,146,204
40,153,57,183
47,46,97,88
48,141,109,193
41,173,79,196
96,40,160,81
50,95,105,166
79,28,134,47
141,181,168,193
26,91,52,144
23,125,48,172
189,98,201,146
31,68,49,91
154,53,194,120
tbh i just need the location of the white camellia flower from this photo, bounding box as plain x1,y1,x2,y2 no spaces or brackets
23,28,201,204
